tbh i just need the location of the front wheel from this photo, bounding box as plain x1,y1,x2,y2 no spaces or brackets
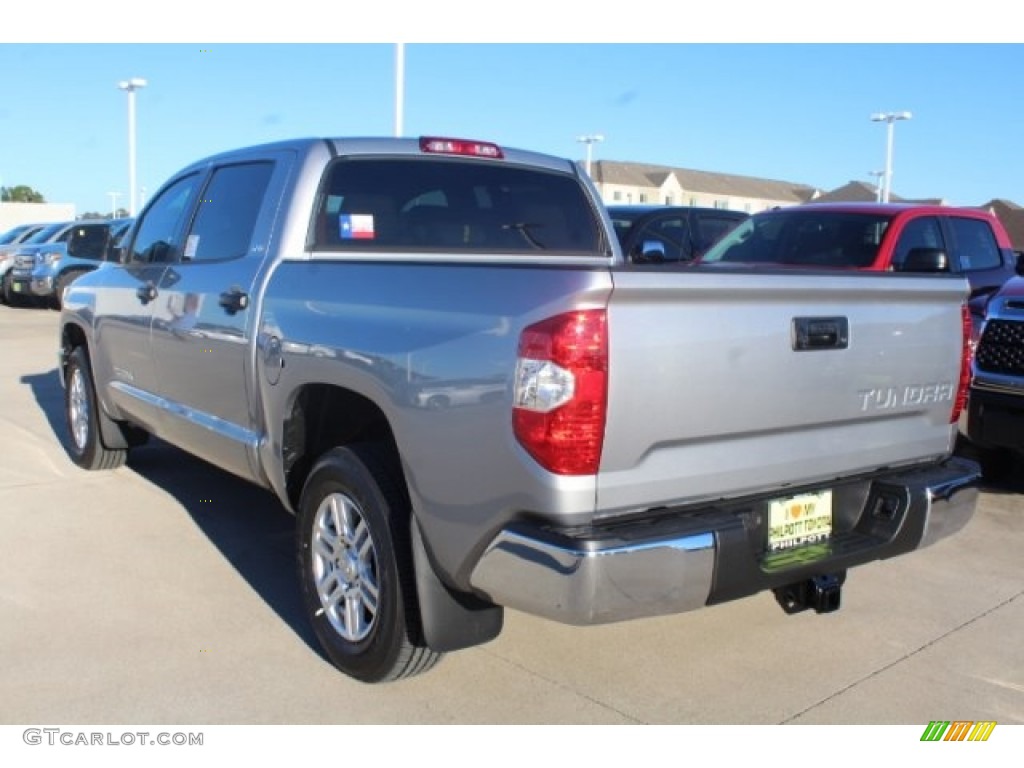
296,444,442,683
2,272,22,306
54,270,85,309
64,347,127,470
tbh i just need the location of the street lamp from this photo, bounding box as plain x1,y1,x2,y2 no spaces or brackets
118,77,147,216
870,111,911,203
577,134,604,177
868,170,884,203
394,43,404,138
107,191,122,218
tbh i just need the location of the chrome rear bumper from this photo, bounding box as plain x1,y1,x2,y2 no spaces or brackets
469,457,980,625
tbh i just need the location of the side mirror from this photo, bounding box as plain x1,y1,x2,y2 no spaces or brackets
637,239,666,263
899,247,949,273
67,226,108,261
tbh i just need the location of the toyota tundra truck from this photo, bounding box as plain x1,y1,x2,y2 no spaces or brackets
964,275,1024,478
57,136,979,683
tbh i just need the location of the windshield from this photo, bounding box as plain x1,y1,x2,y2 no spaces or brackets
23,222,67,244
0,224,31,244
700,210,891,268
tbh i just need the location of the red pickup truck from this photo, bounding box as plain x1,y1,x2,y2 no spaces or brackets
699,203,1021,331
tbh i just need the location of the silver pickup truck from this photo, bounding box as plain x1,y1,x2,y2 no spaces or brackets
58,136,979,683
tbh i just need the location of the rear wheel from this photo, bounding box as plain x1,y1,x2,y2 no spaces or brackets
64,347,127,470
296,444,442,683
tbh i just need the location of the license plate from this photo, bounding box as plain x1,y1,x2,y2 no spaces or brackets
767,490,833,552
12,282,23,293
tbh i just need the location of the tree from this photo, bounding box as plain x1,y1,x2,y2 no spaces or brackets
1,185,46,203
78,209,130,220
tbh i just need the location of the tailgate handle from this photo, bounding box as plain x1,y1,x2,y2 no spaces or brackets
793,317,849,351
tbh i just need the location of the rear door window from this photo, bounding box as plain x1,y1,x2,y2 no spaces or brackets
945,216,1002,272
313,158,602,255
183,162,274,262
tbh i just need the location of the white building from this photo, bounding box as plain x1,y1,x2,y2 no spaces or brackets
587,160,821,212
0,201,77,231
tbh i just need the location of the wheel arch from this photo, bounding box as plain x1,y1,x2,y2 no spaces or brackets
280,382,401,513
59,322,137,451
280,382,502,653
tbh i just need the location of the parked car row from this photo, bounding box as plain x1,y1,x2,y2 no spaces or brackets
0,217,133,308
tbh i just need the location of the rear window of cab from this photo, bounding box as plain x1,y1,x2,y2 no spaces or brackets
312,158,603,255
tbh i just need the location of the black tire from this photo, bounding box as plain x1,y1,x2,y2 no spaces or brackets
64,347,127,470
54,270,84,310
296,444,442,683
2,272,22,306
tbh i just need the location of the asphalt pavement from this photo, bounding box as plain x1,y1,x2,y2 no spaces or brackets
0,302,1021,726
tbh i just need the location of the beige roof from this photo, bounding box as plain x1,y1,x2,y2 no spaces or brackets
590,160,819,204
814,181,885,203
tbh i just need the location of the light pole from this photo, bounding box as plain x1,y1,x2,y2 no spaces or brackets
870,111,911,203
868,170,884,203
118,77,147,216
107,191,122,218
577,134,604,177
394,43,404,138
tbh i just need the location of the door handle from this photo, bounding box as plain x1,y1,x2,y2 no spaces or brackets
793,317,849,350
136,282,157,304
219,287,250,315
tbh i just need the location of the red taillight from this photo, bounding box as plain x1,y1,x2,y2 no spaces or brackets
419,136,503,159
513,310,608,475
952,302,971,424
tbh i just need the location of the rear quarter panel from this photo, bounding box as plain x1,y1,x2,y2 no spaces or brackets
257,260,613,584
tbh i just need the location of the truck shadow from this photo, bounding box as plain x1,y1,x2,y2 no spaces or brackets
953,437,1024,496
20,369,322,659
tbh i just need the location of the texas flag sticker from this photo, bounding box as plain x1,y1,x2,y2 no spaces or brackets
339,214,375,240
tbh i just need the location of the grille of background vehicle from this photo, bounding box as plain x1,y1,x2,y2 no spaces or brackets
975,319,1024,375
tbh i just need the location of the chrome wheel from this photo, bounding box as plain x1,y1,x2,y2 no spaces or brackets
311,491,380,642
68,365,91,451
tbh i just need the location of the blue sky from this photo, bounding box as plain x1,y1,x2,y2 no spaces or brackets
2,9,1023,216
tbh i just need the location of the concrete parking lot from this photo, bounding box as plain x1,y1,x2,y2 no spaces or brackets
0,302,1021,725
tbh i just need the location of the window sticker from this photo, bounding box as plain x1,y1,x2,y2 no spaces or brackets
339,214,375,240
184,233,200,260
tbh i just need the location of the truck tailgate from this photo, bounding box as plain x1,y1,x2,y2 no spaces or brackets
598,269,968,514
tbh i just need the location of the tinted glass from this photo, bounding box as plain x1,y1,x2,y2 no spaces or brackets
314,158,602,254
892,217,944,269
702,211,889,267
947,216,1002,271
183,162,273,262
629,215,692,262
129,175,199,263
67,223,112,261
23,222,67,244
695,215,747,256
0,224,31,244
